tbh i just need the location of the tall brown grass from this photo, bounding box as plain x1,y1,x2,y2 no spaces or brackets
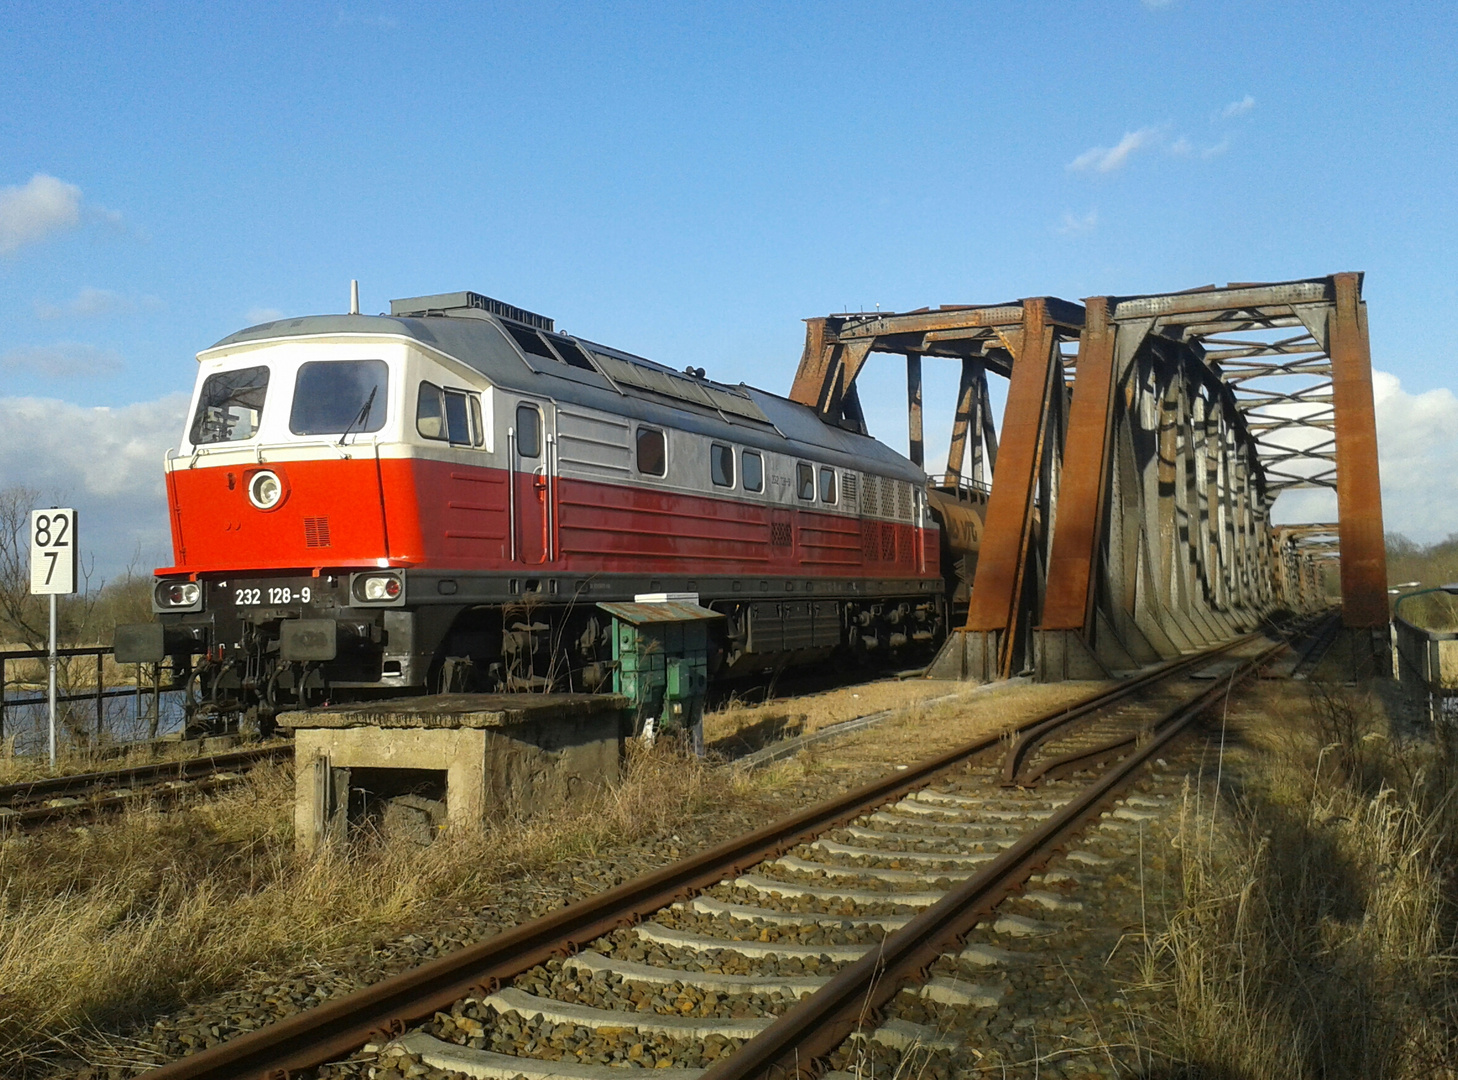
0,745,793,1077
1142,683,1458,1078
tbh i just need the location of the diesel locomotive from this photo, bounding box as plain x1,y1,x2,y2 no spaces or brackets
116,291,984,732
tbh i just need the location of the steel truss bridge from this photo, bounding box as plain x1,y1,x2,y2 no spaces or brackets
789,273,1387,680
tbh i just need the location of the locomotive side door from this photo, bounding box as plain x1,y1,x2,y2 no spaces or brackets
511,400,551,564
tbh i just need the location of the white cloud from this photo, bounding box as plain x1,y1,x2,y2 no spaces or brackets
0,173,125,255
1067,127,1161,173
246,307,286,325
1200,138,1230,160
1219,94,1256,119
0,174,82,254
0,393,190,578
1370,370,1458,542
1169,136,1193,156
1,343,124,378
1054,210,1098,236
1270,369,1458,543
34,287,161,320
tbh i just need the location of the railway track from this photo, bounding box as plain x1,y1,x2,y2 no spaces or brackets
137,614,1325,1080
0,744,291,829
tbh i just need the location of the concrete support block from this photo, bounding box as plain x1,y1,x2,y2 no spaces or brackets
286,693,627,852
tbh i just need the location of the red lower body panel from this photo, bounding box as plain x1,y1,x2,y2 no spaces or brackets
161,456,937,584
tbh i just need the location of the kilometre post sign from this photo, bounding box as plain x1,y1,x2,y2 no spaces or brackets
30,509,78,595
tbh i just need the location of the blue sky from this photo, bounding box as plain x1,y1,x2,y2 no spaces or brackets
2,1,1456,578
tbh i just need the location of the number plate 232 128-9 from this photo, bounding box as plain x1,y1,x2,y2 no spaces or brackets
233,585,314,607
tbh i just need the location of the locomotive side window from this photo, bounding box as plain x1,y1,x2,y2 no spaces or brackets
190,365,270,445
819,466,837,504
710,443,735,487
290,360,387,436
443,392,472,446
637,427,667,477
416,382,445,439
469,396,485,447
743,450,764,493
796,462,815,500
417,383,483,446
516,404,542,458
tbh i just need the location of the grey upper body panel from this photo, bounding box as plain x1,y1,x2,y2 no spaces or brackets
208,314,924,484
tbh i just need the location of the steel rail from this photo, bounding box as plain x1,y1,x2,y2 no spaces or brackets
698,634,1290,1080
139,632,1279,1080
1023,620,1328,786
0,744,291,809
998,630,1258,786
1,773,259,829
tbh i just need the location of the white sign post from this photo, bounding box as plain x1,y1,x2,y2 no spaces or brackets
30,508,77,769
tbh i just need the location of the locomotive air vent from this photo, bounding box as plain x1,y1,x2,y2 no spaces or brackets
895,481,912,522
861,474,880,518
304,516,332,548
770,517,793,549
842,472,858,508
388,291,554,332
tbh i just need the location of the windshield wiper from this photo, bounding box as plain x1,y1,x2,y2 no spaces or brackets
338,385,378,446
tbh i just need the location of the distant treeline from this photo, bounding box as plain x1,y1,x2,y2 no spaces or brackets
1387,532,1458,631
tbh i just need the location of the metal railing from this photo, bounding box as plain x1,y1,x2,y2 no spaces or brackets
928,473,992,498
0,645,179,745
1392,616,1458,723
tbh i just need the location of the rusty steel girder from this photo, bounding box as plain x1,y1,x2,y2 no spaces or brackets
793,273,1384,684
1031,274,1386,679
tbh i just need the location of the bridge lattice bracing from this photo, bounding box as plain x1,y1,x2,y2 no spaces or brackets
788,273,1387,681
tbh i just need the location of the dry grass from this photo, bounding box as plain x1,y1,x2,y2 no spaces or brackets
1140,681,1458,1079
703,676,971,750
0,745,787,1077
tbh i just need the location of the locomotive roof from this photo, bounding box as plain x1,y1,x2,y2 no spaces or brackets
206,313,925,484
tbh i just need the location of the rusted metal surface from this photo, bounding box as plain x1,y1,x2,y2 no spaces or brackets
906,352,924,468
1040,296,1118,634
943,358,979,487
962,299,1062,679
786,301,1081,430
1329,272,1388,627
698,634,1291,1080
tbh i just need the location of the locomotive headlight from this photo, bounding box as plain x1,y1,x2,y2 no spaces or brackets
153,580,202,611
248,470,283,510
353,572,403,603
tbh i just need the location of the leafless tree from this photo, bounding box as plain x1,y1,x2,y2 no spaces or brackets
0,484,47,649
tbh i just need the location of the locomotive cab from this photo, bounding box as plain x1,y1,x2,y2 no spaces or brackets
118,322,507,730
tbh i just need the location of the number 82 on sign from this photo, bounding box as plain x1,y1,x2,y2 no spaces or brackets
30,509,78,596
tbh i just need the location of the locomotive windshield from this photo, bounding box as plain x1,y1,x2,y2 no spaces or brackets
190,365,270,445
289,360,388,436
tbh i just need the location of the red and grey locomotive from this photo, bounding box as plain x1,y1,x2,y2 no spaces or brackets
116,291,959,731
